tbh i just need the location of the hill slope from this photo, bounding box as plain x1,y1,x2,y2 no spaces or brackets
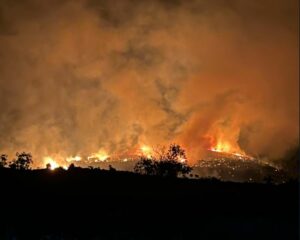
0,168,298,240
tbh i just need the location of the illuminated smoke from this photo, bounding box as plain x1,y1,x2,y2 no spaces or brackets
0,0,298,170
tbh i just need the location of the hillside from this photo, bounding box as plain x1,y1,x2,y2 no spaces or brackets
0,168,298,240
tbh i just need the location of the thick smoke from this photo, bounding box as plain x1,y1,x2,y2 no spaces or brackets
0,0,298,168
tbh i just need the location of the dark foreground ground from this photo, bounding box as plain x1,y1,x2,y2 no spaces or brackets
0,168,298,240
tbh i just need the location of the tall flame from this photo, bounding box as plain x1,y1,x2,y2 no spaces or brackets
209,141,232,153
208,138,253,159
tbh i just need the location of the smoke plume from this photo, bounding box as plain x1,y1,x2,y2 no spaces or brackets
0,0,298,169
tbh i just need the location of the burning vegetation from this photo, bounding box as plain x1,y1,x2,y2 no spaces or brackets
0,0,298,176
0,140,290,183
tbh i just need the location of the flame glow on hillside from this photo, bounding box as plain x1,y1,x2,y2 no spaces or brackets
43,156,67,170
208,138,253,160
38,138,255,169
39,145,155,169
209,141,232,153
43,157,59,170
43,156,69,170
66,156,82,162
34,133,260,169
88,149,110,162
140,145,153,158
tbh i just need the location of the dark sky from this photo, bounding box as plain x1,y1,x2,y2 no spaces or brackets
0,0,298,167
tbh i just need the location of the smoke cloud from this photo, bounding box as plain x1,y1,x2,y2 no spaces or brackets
0,0,298,168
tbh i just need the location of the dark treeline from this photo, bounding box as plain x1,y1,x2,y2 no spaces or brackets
0,144,298,239
0,164,298,239
0,152,33,170
0,144,193,178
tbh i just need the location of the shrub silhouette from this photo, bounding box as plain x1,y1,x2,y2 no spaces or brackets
134,158,157,175
134,144,192,177
9,152,33,170
46,163,52,170
68,163,75,170
0,154,8,168
109,165,116,172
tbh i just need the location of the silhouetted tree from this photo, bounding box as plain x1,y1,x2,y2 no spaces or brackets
134,157,157,175
9,152,33,170
134,144,192,177
109,165,116,172
46,163,51,170
166,144,186,161
0,154,8,168
155,159,192,177
68,163,75,170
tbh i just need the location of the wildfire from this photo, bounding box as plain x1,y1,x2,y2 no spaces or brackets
43,157,69,170
208,139,253,159
140,145,153,158
88,149,109,162
66,156,82,162
43,157,59,170
209,141,232,153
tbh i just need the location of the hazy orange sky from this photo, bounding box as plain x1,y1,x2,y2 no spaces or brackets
0,0,298,167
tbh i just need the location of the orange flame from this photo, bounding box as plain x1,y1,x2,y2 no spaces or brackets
140,145,153,158
88,149,109,162
209,140,232,153
208,137,252,159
